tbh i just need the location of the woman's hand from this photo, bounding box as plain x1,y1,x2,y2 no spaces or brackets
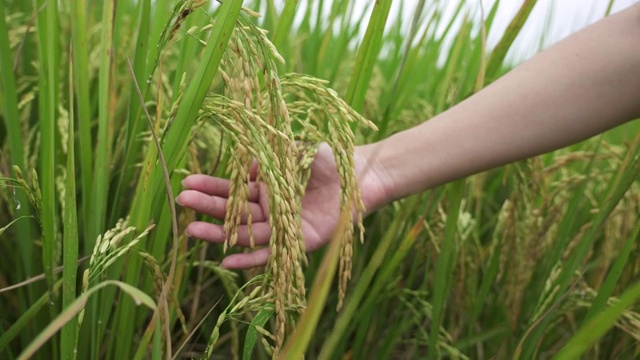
176,143,389,269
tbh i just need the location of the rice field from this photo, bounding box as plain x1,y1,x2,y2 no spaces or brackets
0,0,639,359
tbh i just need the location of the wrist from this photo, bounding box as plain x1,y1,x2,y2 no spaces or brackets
354,142,396,215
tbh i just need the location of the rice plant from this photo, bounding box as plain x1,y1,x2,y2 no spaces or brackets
0,0,639,359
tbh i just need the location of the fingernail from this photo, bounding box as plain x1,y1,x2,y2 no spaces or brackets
175,196,183,206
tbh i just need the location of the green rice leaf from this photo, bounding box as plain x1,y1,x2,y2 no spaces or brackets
344,0,392,112
18,281,155,360
554,281,640,360
243,309,274,360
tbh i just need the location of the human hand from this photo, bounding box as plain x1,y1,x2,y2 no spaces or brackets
176,143,389,269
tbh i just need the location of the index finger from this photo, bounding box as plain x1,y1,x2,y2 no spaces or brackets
182,174,260,202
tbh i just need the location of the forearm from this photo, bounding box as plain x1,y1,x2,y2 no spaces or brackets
362,4,640,209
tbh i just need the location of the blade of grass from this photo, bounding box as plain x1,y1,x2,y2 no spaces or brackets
243,309,274,360
280,211,350,359
128,1,243,225
153,316,162,360
583,219,640,322
428,179,465,360
60,49,79,360
376,0,426,139
553,280,640,360
88,0,115,243
114,4,244,357
109,0,151,226
473,1,488,93
69,0,93,236
485,0,538,80
0,280,63,352
170,299,222,360
18,281,156,360
319,196,424,359
521,135,640,358
126,54,180,359
434,16,471,113
112,17,243,355
604,0,616,16
36,0,60,298
351,213,427,357
88,2,116,356
344,0,391,113
0,2,35,287
271,0,298,59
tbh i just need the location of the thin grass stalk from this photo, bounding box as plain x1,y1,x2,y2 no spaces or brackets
242,308,273,360
521,136,640,358
584,219,640,322
88,0,115,244
318,196,422,359
0,1,35,300
60,56,79,360
376,0,426,140
89,1,117,357
290,0,315,73
271,0,298,58
314,2,338,77
390,3,466,120
153,316,162,360
435,16,472,113
352,306,374,356
0,280,63,353
169,9,203,96
322,2,357,83
428,180,465,360
554,280,640,359
351,214,427,356
114,4,243,358
604,0,616,16
109,0,151,226
468,228,502,325
532,166,595,292
461,1,500,98
147,62,171,266
18,281,156,360
109,127,161,357
263,0,278,34
344,0,391,113
519,148,602,320
473,2,487,93
127,54,181,358
146,0,172,71
381,7,436,126
69,0,93,236
36,0,60,299
485,0,538,80
129,0,243,219
280,211,350,359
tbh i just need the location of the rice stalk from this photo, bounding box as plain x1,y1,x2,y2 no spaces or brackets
199,13,375,354
35,0,60,299
203,275,273,359
60,52,79,360
0,3,35,292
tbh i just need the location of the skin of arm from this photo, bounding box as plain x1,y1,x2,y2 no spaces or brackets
360,3,640,212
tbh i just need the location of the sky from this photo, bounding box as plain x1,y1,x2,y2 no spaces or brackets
385,0,638,63
275,0,637,64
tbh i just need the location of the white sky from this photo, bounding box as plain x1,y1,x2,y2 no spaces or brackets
385,0,638,63
281,0,637,64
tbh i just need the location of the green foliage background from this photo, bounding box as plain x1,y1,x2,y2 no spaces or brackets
0,0,639,359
